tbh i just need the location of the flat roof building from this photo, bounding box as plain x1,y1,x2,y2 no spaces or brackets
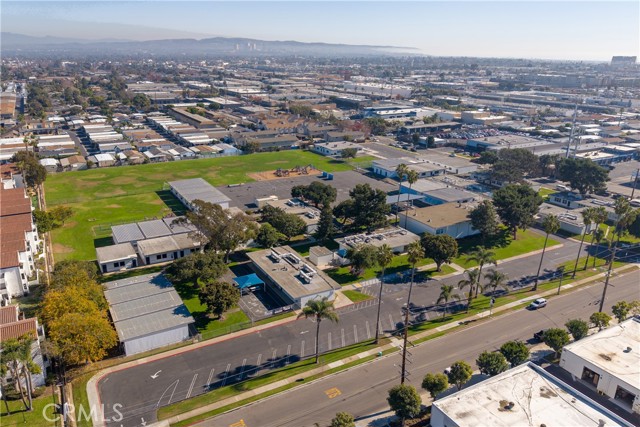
400,202,479,239
431,362,634,427
560,316,640,414
335,226,420,254
246,245,339,308
169,178,231,210
103,274,194,356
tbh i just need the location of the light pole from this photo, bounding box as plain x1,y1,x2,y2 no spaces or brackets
556,266,565,295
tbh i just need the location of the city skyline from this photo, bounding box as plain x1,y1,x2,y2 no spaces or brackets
2,1,639,61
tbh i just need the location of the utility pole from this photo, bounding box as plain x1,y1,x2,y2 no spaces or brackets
565,103,578,158
400,268,416,385
630,168,639,200
599,234,620,313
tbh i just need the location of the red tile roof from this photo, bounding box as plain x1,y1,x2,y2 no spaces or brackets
0,318,37,342
0,305,19,325
0,188,31,217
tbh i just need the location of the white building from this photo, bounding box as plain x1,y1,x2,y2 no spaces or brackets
312,141,363,157
169,178,231,211
335,227,420,254
560,316,640,414
431,362,634,427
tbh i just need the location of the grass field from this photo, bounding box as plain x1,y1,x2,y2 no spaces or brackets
342,289,373,302
453,228,560,268
0,391,59,427
45,152,354,261
326,253,436,285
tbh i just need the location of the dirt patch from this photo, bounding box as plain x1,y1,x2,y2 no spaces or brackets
109,176,138,185
105,204,122,209
248,169,316,181
53,243,74,254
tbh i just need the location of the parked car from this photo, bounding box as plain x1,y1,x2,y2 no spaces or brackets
529,298,548,310
533,329,546,342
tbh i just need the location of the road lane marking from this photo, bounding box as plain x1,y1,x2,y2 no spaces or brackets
239,358,247,380
206,368,215,389
229,420,247,427
324,387,342,399
328,332,332,350
286,344,291,364
222,363,231,386
341,328,345,347
389,314,395,330
366,321,371,339
272,349,277,367
156,379,179,408
186,374,198,399
256,353,262,367
353,324,358,343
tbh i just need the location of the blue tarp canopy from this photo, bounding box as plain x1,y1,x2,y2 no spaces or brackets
233,273,264,290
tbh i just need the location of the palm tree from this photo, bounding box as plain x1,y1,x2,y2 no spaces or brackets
533,214,560,291
298,297,339,364
436,284,460,318
394,163,408,224
465,247,496,298
403,170,419,228
484,269,509,297
1,338,29,411
18,335,40,411
458,269,481,313
0,362,10,415
585,207,607,269
374,244,394,344
571,207,595,278
401,241,424,384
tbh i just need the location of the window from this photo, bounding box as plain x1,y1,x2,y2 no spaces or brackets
614,385,636,407
113,263,119,268
436,228,445,235
162,253,168,259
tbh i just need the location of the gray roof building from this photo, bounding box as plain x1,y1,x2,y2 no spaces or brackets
169,178,231,210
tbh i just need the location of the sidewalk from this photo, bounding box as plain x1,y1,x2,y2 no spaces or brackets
149,263,638,427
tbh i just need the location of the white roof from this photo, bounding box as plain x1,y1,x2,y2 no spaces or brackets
94,153,115,162
433,363,632,427
563,317,640,391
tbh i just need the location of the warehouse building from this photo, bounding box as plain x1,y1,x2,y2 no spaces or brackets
169,178,231,211
103,274,194,356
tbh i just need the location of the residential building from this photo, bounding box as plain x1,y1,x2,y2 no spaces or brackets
0,187,40,303
560,316,640,414
431,363,633,427
59,155,87,171
103,274,194,356
246,246,339,308
399,202,479,238
39,158,60,173
87,153,116,168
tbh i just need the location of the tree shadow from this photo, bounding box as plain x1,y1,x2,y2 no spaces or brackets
155,189,187,215
94,236,114,248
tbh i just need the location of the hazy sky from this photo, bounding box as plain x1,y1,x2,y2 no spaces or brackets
3,1,639,60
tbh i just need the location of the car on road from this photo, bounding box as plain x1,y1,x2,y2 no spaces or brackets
443,366,452,375
529,298,548,310
533,329,546,342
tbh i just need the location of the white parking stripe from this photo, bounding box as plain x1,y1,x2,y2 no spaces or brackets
186,374,198,399
206,368,215,389
354,324,359,343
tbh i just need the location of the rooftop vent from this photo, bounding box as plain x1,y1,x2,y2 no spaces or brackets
624,346,632,353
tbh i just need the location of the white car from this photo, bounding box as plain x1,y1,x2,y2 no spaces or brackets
529,298,548,309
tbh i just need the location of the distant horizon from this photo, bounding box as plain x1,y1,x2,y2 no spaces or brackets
2,1,639,61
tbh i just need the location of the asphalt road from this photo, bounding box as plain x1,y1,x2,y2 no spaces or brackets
98,231,621,427
206,271,640,427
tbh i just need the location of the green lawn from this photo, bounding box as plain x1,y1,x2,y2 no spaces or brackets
0,392,59,427
45,151,353,261
453,228,560,268
292,240,339,257
326,253,436,285
538,187,557,200
342,289,373,302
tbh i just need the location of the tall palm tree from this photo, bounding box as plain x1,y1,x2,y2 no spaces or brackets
298,297,339,364
465,247,496,298
394,163,408,224
458,269,481,313
401,241,424,384
18,335,40,412
436,284,461,318
571,207,595,278
585,207,607,269
0,361,10,415
1,338,29,411
484,269,509,297
533,214,560,291
374,244,394,344
403,170,419,228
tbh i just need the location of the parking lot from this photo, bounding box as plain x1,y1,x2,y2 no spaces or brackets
218,170,396,209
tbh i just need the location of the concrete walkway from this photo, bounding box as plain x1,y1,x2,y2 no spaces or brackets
147,263,638,427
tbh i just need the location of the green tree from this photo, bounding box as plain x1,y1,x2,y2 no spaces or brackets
533,214,560,291
572,207,596,278
490,148,540,183
198,280,241,320
349,184,390,231
477,151,498,165
346,244,378,277
330,412,355,427
387,384,422,424
394,163,409,224
298,297,339,363
466,247,496,298
468,201,500,244
261,205,307,240
333,199,355,225
165,250,227,284
591,228,606,268
131,93,151,110
447,360,473,390
484,269,508,297
493,184,543,239
590,312,611,331
291,182,337,208
543,328,570,357
363,117,387,135
476,351,509,376
612,301,631,323
314,207,335,242
458,269,481,313
436,284,461,318
420,234,458,272
374,244,394,343
421,372,449,400
427,135,436,148
499,340,530,367
1,338,30,410
557,157,609,196
411,133,420,145
11,151,47,187
341,148,358,159
565,319,589,341
16,335,41,411
256,223,286,248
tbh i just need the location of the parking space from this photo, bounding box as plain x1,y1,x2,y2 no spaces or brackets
217,170,396,209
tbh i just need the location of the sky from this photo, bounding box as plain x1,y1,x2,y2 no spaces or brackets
2,1,639,61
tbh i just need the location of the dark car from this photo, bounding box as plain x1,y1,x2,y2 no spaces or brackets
533,330,546,342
